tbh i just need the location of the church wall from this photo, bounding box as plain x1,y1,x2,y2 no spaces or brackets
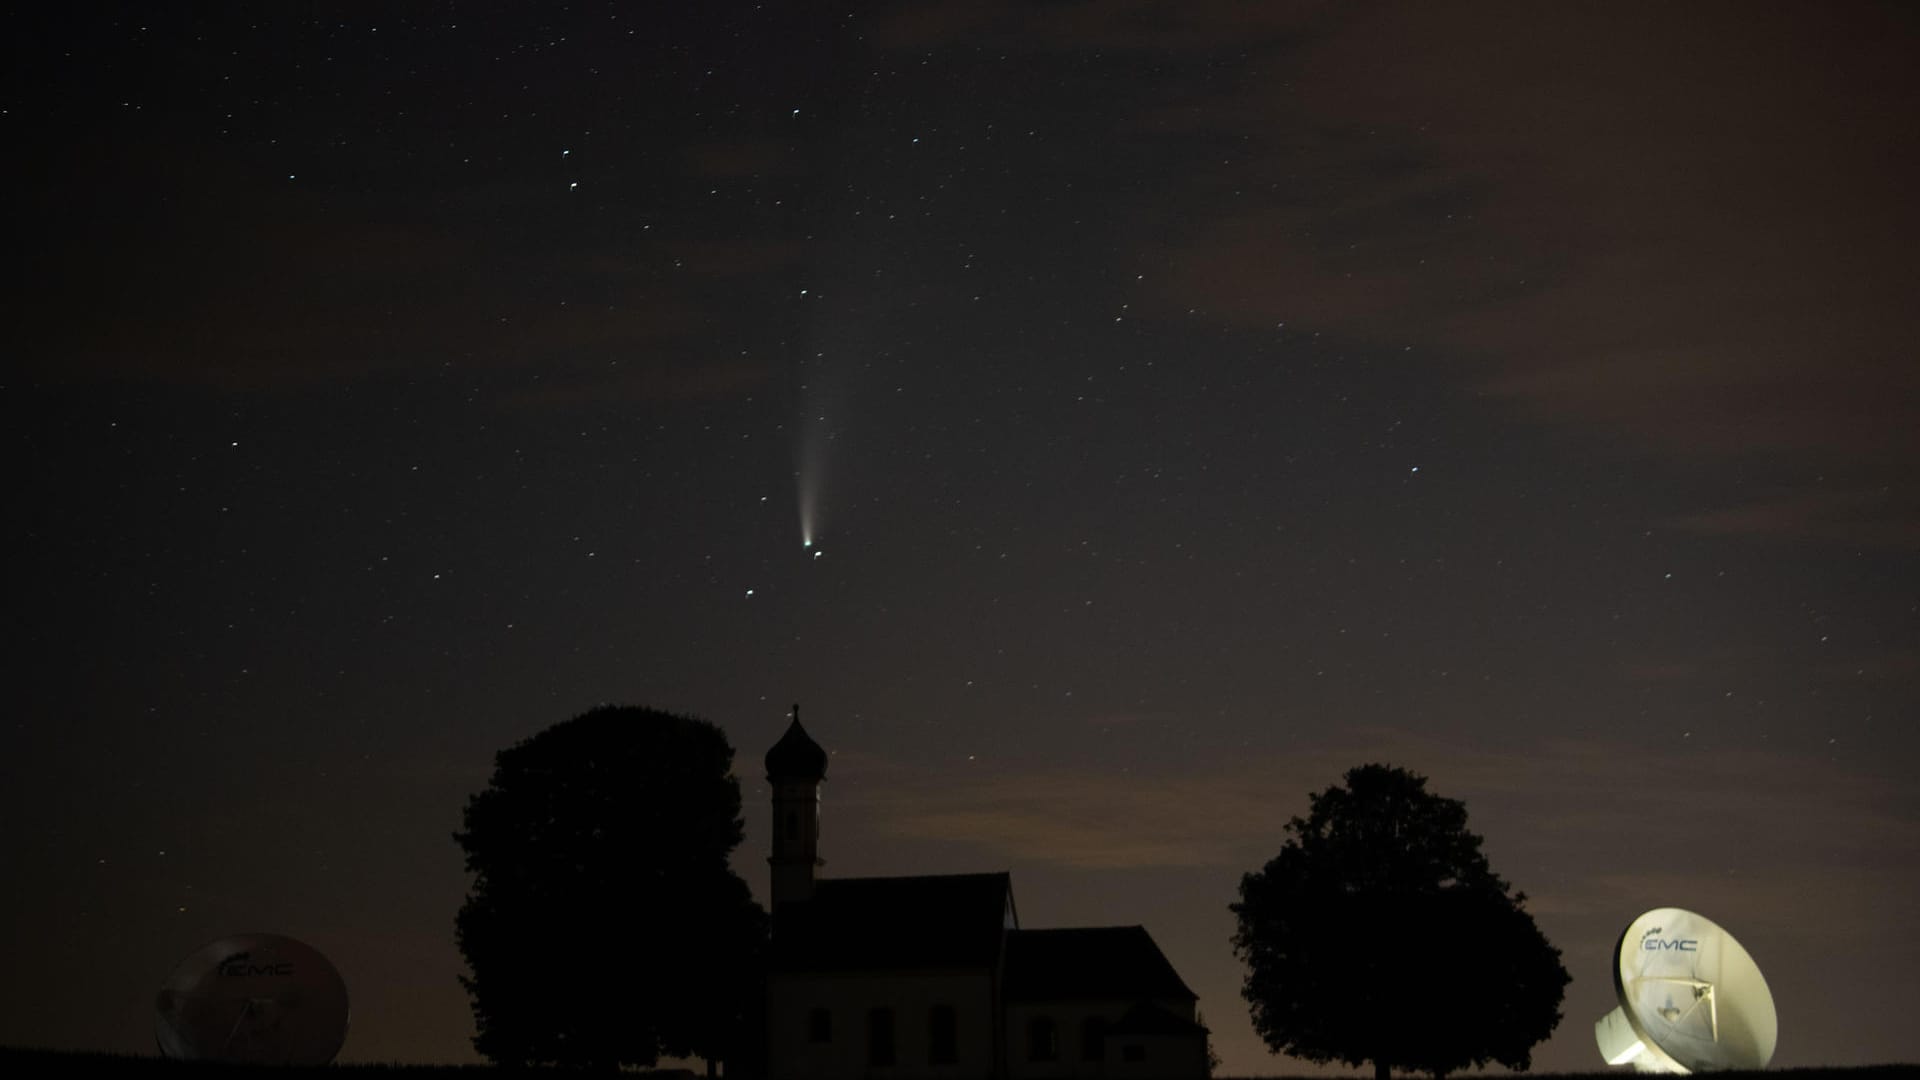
1101,1031,1208,1080
769,970,997,1080
1005,999,1205,1080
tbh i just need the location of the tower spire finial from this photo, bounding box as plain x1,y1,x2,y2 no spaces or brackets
767,703,825,908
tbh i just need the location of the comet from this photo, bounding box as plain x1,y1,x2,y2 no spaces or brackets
795,340,853,554
795,376,830,552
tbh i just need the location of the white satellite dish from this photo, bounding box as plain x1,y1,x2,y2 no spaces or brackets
1594,908,1777,1073
155,932,350,1065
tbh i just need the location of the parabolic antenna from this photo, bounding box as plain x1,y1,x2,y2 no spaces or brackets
155,932,350,1065
1594,908,1776,1073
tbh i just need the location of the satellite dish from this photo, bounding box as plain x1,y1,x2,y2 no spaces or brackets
1594,908,1776,1073
155,933,350,1065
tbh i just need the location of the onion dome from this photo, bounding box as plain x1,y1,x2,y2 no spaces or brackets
765,708,828,781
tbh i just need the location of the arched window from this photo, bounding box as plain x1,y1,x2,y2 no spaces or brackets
1027,1016,1058,1062
1080,1016,1108,1061
928,1004,957,1064
807,1007,832,1044
868,1007,897,1067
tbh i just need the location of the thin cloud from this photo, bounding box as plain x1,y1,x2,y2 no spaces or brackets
1129,4,1920,543
833,729,1917,889
863,769,1282,869
1664,487,1920,549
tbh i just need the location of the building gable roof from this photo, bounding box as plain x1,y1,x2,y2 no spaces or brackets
1003,926,1196,1002
771,872,1013,973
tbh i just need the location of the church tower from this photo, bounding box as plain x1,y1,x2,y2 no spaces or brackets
765,705,828,909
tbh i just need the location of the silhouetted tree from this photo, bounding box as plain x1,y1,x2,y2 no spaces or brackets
454,705,767,1072
1231,764,1568,1080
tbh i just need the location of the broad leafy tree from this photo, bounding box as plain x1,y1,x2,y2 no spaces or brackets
1232,765,1568,1079
455,705,766,1071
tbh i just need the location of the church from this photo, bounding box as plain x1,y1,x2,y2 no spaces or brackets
763,714,1211,1080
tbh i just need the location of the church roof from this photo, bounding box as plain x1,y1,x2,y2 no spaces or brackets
1003,926,1197,1002
771,872,1013,972
764,715,828,781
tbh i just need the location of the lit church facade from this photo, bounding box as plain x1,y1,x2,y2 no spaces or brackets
763,715,1209,1080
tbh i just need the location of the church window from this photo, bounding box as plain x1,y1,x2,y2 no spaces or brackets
1027,1016,1058,1062
1080,1016,1107,1061
1122,1043,1148,1063
869,1007,897,1067
807,1007,832,1044
928,1004,957,1064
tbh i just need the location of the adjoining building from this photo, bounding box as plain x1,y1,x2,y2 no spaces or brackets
764,713,1209,1080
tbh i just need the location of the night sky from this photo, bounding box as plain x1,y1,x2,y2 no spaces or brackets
8,3,1918,1072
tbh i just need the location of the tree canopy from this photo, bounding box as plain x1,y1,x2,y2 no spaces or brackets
1231,764,1569,1079
454,705,767,1071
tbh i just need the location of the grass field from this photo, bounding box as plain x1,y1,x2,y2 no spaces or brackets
2,1049,1914,1079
